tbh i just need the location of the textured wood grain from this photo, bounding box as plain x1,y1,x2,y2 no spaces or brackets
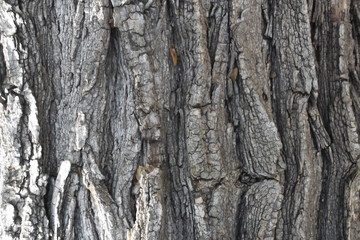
0,0,359,239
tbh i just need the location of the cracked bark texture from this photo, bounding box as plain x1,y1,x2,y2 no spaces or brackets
0,0,359,239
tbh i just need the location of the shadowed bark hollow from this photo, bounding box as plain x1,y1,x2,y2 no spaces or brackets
0,0,359,239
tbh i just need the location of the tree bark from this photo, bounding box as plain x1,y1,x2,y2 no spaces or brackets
0,0,359,239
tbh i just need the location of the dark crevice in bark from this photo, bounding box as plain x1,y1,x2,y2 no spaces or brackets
243,172,275,184
44,177,55,226
351,3,360,51
235,189,249,240
59,173,75,239
166,0,178,45
261,1,271,41
171,142,195,237
343,163,359,239
317,149,332,240
166,0,184,79
167,95,194,238
224,97,234,129
17,93,30,164
282,164,299,239
21,7,58,176
207,2,226,68
103,27,118,191
312,3,359,239
0,43,7,90
329,178,347,240
73,199,81,240
269,49,282,131
89,202,100,240
310,3,320,78
318,150,356,239
163,3,197,238
267,2,282,131
317,25,337,136
350,70,360,141
350,1,360,142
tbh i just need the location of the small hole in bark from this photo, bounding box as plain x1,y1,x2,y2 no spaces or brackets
238,10,243,19
239,172,257,184
270,71,277,78
262,92,268,101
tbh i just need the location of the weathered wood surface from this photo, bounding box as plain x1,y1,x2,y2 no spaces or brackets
0,0,359,239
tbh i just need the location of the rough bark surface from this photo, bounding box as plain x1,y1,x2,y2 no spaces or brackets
0,0,359,239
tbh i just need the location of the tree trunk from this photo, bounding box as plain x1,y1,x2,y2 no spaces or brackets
0,0,359,239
